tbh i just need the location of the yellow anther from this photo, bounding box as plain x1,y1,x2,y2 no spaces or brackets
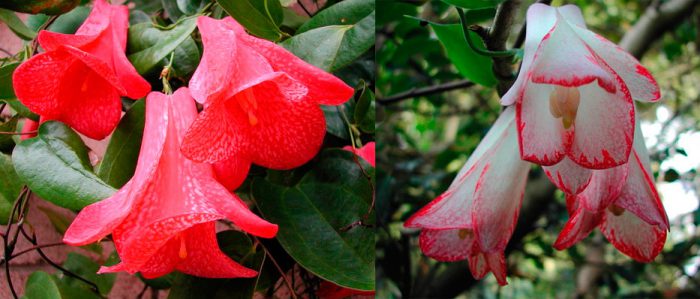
178,235,187,259
549,86,580,129
607,204,626,216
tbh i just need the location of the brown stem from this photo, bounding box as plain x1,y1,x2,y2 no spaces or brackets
485,0,522,95
377,80,475,105
254,237,298,299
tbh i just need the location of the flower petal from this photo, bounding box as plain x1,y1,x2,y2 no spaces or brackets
553,201,602,250
543,158,592,195
600,207,666,262
468,251,507,286
189,16,238,104
501,3,557,106
578,163,628,212
473,108,530,253
226,17,354,106
418,229,473,262
516,81,568,166
567,22,659,102
611,118,669,229
529,12,617,93
568,80,634,169
213,156,252,191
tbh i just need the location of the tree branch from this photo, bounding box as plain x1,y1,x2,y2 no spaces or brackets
619,0,698,59
377,80,475,105
486,0,521,95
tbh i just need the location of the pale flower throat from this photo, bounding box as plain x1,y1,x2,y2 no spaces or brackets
549,86,580,129
236,88,259,126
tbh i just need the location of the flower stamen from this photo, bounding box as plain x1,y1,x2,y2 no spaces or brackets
549,86,580,129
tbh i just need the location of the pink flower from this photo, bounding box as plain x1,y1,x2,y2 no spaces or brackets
63,88,277,278
404,107,529,285
503,4,659,169
553,122,668,262
12,0,150,140
343,142,375,167
180,16,354,190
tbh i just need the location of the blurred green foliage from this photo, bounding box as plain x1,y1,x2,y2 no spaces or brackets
376,0,700,298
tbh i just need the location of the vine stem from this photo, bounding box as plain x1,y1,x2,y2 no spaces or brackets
253,237,298,299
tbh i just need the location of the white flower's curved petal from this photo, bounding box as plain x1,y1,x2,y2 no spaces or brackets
501,4,557,106
600,207,666,262
418,229,474,262
543,158,593,194
516,82,568,165
553,202,601,250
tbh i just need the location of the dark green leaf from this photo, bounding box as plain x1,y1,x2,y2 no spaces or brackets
430,23,497,86
298,0,373,33
0,153,22,225
322,104,350,139
441,0,505,9
354,84,375,133
46,5,90,34
162,0,184,20
253,149,374,291
23,271,62,299
282,9,374,71
97,100,145,188
129,10,151,25
0,99,38,120
176,0,206,15
127,16,198,74
12,121,116,211
0,62,19,99
58,253,116,297
216,0,284,41
129,0,163,14
0,115,18,150
0,8,36,40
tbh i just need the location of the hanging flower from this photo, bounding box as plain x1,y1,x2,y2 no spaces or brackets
553,122,668,261
12,0,150,140
404,107,529,285
502,4,659,169
63,88,276,278
180,16,354,190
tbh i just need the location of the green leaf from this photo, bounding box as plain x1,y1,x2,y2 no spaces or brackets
353,83,375,134
282,10,374,71
23,271,61,299
0,99,37,120
297,0,374,33
0,62,20,99
176,0,207,15
97,100,145,188
127,16,198,74
0,8,36,40
253,149,374,291
162,0,184,21
430,23,497,86
216,0,284,41
12,121,116,211
0,115,19,150
322,104,350,140
45,5,90,34
0,153,22,225
58,253,116,297
441,0,505,9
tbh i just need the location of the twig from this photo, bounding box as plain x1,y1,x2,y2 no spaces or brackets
377,80,475,105
8,242,66,260
254,237,298,299
485,0,521,95
0,131,37,135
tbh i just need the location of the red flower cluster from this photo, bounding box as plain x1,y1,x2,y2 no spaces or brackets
13,0,353,278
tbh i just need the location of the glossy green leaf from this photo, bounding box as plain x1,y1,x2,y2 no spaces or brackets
45,5,90,34
97,100,145,188
22,271,61,299
430,23,497,86
0,115,18,150
354,83,375,133
0,153,22,225
0,8,36,40
58,253,116,297
216,0,284,41
322,104,351,140
282,10,374,71
176,0,206,15
297,0,374,33
253,149,375,291
162,0,184,20
0,99,37,120
12,121,116,211
0,62,19,99
441,0,505,9
127,16,198,74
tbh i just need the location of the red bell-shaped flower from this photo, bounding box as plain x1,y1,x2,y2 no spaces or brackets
12,0,150,140
181,16,354,190
63,88,277,278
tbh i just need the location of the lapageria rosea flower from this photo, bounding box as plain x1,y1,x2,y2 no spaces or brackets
63,88,277,279
404,107,530,285
12,0,150,140
553,121,668,262
503,4,659,169
181,16,354,190
343,142,376,167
